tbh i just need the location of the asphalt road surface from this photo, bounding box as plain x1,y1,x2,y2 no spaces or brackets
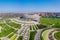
34,29,43,40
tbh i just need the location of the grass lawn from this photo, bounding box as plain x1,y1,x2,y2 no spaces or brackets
35,25,38,30
55,32,60,40
17,36,23,40
0,19,22,40
7,32,14,38
0,23,17,37
29,31,37,40
30,25,32,30
6,19,21,28
41,18,60,28
33,26,36,30
42,29,54,40
10,34,17,40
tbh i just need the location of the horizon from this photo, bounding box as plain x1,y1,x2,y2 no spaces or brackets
0,0,60,13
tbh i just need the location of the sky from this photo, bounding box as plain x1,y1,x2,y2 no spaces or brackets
0,0,60,13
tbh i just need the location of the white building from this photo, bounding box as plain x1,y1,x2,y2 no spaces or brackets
20,14,41,23
12,13,41,25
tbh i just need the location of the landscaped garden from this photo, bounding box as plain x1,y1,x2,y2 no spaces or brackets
42,29,54,40
5,19,21,28
30,25,38,31
40,18,60,28
0,17,60,40
17,36,23,40
55,32,60,40
29,31,37,40
40,18,60,40
10,34,17,40
0,19,22,40
0,23,17,37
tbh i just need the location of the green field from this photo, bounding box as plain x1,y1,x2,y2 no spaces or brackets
6,20,21,28
55,32,60,40
10,34,17,40
41,18,60,28
0,23,17,37
0,19,22,40
7,32,14,38
29,31,37,40
42,29,54,40
17,36,23,40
